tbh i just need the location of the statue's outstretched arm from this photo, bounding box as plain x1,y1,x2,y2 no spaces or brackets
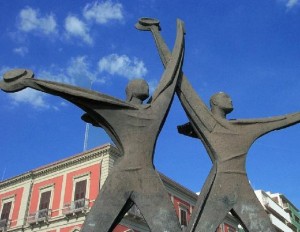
233,113,300,138
260,113,300,137
0,69,137,111
136,18,216,133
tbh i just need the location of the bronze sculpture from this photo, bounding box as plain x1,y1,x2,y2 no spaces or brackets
0,19,185,232
1,16,299,231
136,17,300,232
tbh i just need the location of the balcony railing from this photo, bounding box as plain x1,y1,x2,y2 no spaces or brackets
282,202,291,212
0,219,10,232
27,208,51,225
63,198,89,216
269,214,294,232
265,198,291,222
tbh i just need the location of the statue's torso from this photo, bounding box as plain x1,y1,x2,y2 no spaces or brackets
201,120,256,175
95,106,162,170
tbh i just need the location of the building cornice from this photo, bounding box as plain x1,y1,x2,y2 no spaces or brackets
159,172,198,202
0,144,118,189
0,172,33,190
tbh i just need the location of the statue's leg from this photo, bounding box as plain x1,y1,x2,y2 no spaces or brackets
81,172,132,232
233,180,276,232
186,165,216,232
190,175,235,232
132,169,182,232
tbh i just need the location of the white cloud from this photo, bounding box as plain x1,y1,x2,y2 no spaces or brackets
9,88,48,109
286,0,299,8
39,70,75,85
83,1,123,24
66,56,107,85
278,0,299,9
18,7,57,35
0,65,74,109
147,79,158,94
37,57,106,86
13,47,29,56
98,54,147,79
0,66,11,75
64,15,93,45
67,56,96,82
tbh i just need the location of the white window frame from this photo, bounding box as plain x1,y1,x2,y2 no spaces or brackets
38,184,54,211
0,195,15,222
178,203,189,227
72,172,91,201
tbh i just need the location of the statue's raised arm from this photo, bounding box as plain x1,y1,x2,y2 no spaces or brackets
148,19,185,110
136,18,217,135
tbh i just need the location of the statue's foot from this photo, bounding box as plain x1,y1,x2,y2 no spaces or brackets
0,69,33,92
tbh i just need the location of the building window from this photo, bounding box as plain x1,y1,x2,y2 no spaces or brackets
36,184,53,219
74,179,87,201
27,186,53,224
0,202,12,222
0,196,15,229
62,175,90,216
39,191,51,210
178,202,189,227
73,180,87,209
180,208,187,226
72,173,90,203
224,224,236,232
215,225,222,232
38,190,51,218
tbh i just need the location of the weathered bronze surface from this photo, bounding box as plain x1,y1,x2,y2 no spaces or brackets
136,18,300,232
0,19,185,232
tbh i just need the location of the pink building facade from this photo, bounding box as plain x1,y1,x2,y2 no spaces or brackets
0,144,240,232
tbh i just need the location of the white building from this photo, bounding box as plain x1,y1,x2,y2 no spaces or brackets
255,190,298,232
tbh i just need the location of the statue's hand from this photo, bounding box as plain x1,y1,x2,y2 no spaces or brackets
0,69,34,92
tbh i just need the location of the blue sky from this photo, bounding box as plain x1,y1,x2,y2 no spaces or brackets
1,0,300,208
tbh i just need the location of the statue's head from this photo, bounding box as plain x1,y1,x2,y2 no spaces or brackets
126,79,149,103
210,92,233,114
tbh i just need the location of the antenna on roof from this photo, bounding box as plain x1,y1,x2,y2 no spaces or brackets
1,167,6,181
83,123,90,151
83,79,94,151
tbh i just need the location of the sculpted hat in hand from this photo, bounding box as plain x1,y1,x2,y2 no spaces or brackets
1,69,34,92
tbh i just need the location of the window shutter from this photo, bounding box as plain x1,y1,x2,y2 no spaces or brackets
39,191,51,210
180,209,187,226
74,180,87,201
0,202,12,220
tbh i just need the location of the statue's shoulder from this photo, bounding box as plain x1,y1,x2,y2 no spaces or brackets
211,118,237,134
